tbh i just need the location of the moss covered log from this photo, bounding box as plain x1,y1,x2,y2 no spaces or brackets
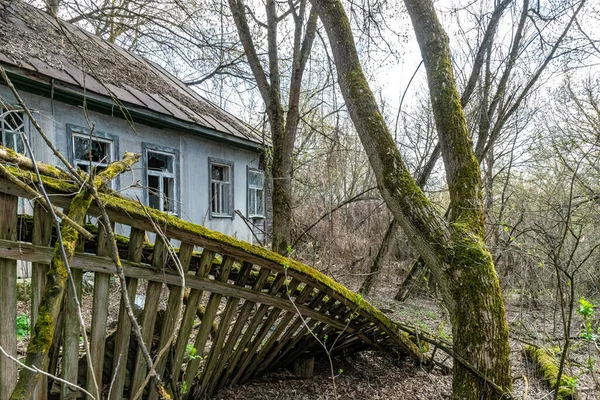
524,346,578,400
10,153,140,400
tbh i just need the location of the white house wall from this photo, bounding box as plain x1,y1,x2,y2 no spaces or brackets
0,86,264,243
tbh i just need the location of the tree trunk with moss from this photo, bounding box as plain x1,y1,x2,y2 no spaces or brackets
10,153,140,400
310,0,511,398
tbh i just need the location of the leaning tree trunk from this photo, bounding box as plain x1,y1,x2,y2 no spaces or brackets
310,0,511,398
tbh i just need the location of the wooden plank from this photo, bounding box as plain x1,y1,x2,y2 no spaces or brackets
207,267,271,394
243,285,315,381
197,262,253,394
147,242,194,400
61,237,84,400
87,222,113,397
31,202,53,400
0,193,17,399
108,228,145,400
216,273,286,391
169,250,215,388
230,279,302,386
129,238,167,399
182,256,235,393
259,292,327,376
271,296,337,370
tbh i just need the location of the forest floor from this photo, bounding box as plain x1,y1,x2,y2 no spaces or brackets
213,261,600,400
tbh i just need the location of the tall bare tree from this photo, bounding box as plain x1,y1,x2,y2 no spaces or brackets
227,0,318,253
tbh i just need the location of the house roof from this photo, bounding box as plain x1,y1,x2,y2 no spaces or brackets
0,0,264,149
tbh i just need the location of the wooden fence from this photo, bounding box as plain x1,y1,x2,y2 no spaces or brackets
0,158,422,399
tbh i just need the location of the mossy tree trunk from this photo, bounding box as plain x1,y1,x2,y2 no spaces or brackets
10,153,140,400
228,0,318,255
310,0,511,398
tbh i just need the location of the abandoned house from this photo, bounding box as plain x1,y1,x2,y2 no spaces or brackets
0,0,271,258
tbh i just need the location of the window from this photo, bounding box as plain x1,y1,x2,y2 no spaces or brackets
210,158,233,218
247,169,265,218
68,125,118,181
144,144,179,214
0,108,25,153
72,134,113,174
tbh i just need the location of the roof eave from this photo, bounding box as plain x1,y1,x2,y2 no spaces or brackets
1,64,267,152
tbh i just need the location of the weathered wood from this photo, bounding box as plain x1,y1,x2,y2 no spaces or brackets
61,237,84,400
130,238,167,399
216,272,286,391
108,227,145,400
0,193,18,399
265,291,327,373
182,256,235,396
198,261,253,394
207,267,271,394
292,357,314,378
170,249,215,389
31,202,53,400
231,279,302,386
147,242,194,400
245,284,315,381
87,222,113,398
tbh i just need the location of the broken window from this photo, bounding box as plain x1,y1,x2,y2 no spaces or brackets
73,134,112,175
0,108,25,153
210,160,233,217
147,149,177,214
248,169,265,218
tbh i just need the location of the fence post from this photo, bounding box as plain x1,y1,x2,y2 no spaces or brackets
0,192,18,398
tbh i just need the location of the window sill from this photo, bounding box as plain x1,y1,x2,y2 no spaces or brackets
211,213,234,219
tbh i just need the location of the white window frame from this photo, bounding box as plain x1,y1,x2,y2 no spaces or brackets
72,134,113,172
0,107,26,153
209,158,234,218
68,125,118,188
247,169,265,218
144,144,179,215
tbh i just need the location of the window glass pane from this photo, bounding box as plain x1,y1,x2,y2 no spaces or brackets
4,112,23,131
1,110,25,153
256,189,264,216
212,165,226,181
148,151,173,172
248,171,264,187
249,188,256,215
76,162,89,173
221,183,230,214
211,182,219,212
164,176,175,213
5,133,24,154
74,136,110,163
148,175,160,210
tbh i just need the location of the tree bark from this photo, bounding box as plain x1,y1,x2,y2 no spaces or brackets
310,0,511,398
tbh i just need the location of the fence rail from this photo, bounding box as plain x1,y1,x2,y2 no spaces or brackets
0,156,422,399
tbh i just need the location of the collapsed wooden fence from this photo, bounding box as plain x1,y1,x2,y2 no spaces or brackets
0,153,423,399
